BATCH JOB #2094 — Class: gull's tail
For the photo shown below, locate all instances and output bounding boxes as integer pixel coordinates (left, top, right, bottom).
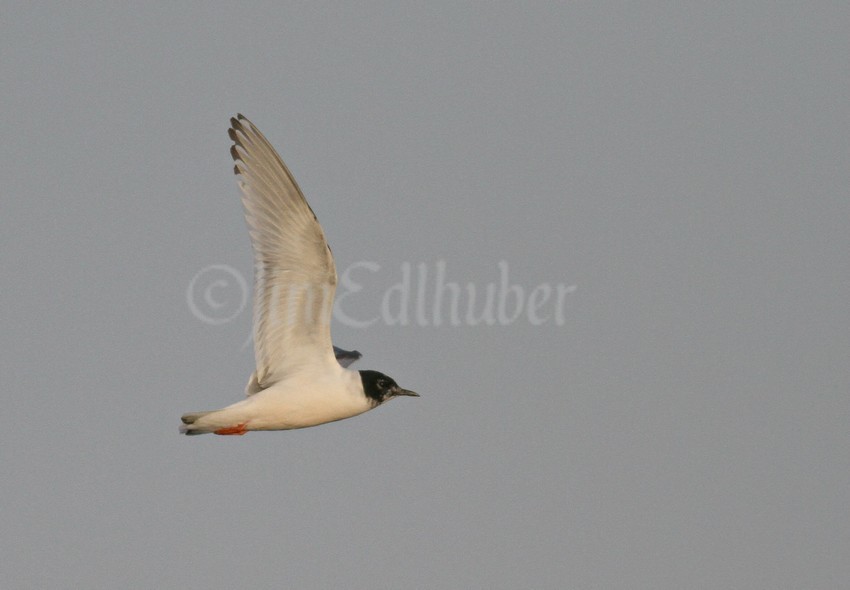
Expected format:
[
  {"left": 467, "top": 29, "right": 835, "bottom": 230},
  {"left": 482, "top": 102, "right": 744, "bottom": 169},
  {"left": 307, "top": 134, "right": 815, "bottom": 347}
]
[
  {"left": 181, "top": 400, "right": 254, "bottom": 436},
  {"left": 179, "top": 411, "right": 216, "bottom": 435}
]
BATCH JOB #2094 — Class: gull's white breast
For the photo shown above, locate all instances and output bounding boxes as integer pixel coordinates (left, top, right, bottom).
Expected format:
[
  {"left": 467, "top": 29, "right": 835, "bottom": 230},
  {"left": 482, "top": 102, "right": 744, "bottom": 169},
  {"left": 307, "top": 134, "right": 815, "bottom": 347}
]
[{"left": 232, "top": 367, "right": 373, "bottom": 430}]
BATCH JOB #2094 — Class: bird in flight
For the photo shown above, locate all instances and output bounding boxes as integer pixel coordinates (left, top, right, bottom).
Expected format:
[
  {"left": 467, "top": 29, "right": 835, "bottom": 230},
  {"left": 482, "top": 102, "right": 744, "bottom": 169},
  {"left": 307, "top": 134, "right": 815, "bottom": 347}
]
[{"left": 180, "top": 115, "right": 418, "bottom": 436}]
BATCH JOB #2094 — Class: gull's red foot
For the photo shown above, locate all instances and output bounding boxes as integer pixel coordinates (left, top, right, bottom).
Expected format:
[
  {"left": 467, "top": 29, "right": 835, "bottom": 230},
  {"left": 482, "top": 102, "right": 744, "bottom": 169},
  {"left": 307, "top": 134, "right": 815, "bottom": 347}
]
[{"left": 214, "top": 422, "right": 249, "bottom": 436}]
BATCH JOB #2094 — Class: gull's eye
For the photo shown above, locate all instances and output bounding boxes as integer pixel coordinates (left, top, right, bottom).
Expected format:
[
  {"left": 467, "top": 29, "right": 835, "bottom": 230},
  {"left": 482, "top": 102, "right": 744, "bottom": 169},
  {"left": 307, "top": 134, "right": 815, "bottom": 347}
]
[{"left": 377, "top": 379, "right": 387, "bottom": 389}]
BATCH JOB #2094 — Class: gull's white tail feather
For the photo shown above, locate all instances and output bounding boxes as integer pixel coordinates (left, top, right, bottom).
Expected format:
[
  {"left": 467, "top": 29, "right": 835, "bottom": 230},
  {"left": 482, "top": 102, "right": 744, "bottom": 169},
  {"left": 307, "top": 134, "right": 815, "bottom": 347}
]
[
  {"left": 180, "top": 405, "right": 253, "bottom": 435},
  {"left": 179, "top": 411, "right": 219, "bottom": 435}
]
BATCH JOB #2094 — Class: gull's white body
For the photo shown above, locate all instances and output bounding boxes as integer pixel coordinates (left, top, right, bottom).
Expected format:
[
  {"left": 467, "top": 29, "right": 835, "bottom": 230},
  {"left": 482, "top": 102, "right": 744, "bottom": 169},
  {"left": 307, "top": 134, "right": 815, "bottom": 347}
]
[{"left": 184, "top": 364, "right": 373, "bottom": 433}]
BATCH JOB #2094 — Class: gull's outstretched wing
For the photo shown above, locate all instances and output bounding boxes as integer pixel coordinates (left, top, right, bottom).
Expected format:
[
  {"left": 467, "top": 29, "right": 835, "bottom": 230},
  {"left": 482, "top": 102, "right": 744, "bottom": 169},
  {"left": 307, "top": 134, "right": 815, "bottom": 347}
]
[{"left": 229, "top": 114, "right": 337, "bottom": 387}]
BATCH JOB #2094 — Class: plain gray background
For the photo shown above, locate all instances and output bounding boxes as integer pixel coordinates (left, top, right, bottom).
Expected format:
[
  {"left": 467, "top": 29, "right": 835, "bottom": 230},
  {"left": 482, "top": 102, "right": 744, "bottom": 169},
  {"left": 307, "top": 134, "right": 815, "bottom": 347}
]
[{"left": 2, "top": 2, "right": 849, "bottom": 588}]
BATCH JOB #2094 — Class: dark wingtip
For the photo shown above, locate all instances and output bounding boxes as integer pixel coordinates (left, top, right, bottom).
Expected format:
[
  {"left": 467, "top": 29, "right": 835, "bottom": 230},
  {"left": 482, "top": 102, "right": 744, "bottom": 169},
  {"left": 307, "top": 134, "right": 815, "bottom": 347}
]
[{"left": 229, "top": 144, "right": 240, "bottom": 161}]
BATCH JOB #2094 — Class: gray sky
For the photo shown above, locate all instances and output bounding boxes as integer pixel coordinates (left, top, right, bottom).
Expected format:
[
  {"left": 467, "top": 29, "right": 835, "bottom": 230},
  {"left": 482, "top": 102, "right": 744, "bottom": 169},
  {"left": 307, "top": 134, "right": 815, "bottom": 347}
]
[{"left": 2, "top": 3, "right": 849, "bottom": 588}]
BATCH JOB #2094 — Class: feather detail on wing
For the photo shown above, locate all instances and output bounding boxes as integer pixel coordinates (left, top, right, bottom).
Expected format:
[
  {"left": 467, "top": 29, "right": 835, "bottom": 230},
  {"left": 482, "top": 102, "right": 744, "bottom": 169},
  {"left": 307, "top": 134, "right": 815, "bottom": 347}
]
[{"left": 229, "top": 114, "right": 337, "bottom": 387}]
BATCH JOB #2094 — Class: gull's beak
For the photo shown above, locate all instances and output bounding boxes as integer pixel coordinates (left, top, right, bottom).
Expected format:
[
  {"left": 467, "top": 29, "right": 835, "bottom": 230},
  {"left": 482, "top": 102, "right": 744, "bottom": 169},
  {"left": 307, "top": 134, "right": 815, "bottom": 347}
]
[{"left": 394, "top": 387, "right": 419, "bottom": 397}]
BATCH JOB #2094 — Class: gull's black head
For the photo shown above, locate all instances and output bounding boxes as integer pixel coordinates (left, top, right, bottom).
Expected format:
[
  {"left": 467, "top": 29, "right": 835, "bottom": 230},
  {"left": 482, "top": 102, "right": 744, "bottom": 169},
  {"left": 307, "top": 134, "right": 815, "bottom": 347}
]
[{"left": 359, "top": 370, "right": 419, "bottom": 405}]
